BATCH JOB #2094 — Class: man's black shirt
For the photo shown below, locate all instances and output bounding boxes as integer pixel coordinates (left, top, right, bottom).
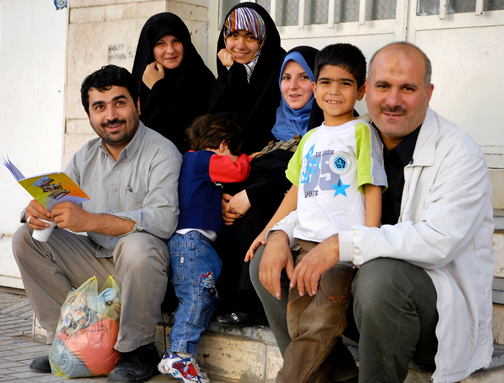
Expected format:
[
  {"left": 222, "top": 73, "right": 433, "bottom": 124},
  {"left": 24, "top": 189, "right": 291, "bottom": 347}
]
[{"left": 377, "top": 124, "right": 421, "bottom": 225}]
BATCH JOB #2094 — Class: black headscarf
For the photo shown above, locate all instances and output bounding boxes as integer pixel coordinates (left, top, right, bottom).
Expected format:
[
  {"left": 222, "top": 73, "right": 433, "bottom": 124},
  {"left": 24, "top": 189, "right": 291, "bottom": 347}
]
[
  {"left": 207, "top": 2, "right": 285, "bottom": 154},
  {"left": 132, "top": 12, "right": 215, "bottom": 153}
]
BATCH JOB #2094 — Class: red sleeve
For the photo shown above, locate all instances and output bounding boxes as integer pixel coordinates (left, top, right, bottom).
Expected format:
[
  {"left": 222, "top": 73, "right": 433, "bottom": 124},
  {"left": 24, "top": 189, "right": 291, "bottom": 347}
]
[{"left": 209, "top": 153, "right": 251, "bottom": 183}]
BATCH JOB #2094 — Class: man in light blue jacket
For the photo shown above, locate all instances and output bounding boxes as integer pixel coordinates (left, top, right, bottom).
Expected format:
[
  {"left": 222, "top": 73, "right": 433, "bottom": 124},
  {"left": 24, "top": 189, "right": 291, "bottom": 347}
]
[{"left": 13, "top": 65, "right": 182, "bottom": 383}]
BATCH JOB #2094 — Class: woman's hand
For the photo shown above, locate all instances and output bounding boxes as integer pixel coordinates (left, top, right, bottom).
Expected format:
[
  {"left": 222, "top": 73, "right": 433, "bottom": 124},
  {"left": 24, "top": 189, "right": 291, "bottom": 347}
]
[
  {"left": 142, "top": 62, "right": 165, "bottom": 89},
  {"left": 222, "top": 193, "right": 240, "bottom": 226},
  {"left": 218, "top": 48, "right": 235, "bottom": 67},
  {"left": 226, "top": 190, "right": 251, "bottom": 217}
]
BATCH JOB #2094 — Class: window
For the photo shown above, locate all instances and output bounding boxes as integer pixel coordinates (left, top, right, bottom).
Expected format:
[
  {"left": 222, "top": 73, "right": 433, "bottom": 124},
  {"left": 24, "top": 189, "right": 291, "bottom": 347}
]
[
  {"left": 219, "top": 0, "right": 397, "bottom": 27},
  {"left": 417, "top": 0, "right": 504, "bottom": 16}
]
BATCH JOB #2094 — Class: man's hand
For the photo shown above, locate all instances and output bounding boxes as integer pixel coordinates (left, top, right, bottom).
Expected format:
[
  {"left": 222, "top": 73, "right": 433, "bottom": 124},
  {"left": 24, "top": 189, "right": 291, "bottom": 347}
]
[
  {"left": 218, "top": 48, "right": 235, "bottom": 67},
  {"left": 222, "top": 193, "right": 241, "bottom": 226},
  {"left": 259, "top": 231, "right": 294, "bottom": 300},
  {"left": 51, "top": 202, "right": 92, "bottom": 233},
  {"left": 25, "top": 200, "right": 53, "bottom": 230},
  {"left": 142, "top": 62, "right": 165, "bottom": 89},
  {"left": 226, "top": 189, "right": 251, "bottom": 218},
  {"left": 245, "top": 231, "right": 266, "bottom": 262},
  {"left": 290, "top": 234, "right": 340, "bottom": 297}
]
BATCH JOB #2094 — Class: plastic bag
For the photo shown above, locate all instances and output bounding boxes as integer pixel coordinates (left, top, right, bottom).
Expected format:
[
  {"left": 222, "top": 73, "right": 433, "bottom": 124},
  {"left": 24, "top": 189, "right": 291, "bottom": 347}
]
[{"left": 49, "top": 275, "right": 122, "bottom": 378}]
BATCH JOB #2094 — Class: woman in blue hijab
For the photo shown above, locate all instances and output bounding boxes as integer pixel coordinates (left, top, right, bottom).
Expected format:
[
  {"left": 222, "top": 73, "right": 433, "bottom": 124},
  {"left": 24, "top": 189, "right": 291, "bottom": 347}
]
[
  {"left": 215, "top": 46, "right": 322, "bottom": 326},
  {"left": 271, "top": 47, "right": 318, "bottom": 141}
]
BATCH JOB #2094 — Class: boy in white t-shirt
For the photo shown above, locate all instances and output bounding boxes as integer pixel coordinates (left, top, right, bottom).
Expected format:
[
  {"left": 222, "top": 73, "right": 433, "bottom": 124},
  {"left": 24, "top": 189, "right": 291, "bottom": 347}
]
[{"left": 275, "top": 44, "right": 387, "bottom": 383}]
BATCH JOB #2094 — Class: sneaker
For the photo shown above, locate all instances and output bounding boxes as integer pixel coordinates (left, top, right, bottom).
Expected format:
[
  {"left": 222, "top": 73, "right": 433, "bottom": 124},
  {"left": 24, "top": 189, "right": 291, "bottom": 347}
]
[
  {"left": 108, "top": 342, "right": 160, "bottom": 382},
  {"left": 158, "top": 352, "right": 209, "bottom": 383}
]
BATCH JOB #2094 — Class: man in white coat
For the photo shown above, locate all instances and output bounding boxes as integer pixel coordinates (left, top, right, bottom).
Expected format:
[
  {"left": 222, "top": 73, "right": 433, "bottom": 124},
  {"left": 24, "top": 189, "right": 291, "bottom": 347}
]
[{"left": 251, "top": 42, "right": 495, "bottom": 383}]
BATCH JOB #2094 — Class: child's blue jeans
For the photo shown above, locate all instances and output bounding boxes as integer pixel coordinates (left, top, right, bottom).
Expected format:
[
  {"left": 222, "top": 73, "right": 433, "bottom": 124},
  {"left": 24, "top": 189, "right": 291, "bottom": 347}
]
[{"left": 167, "top": 231, "right": 221, "bottom": 356}]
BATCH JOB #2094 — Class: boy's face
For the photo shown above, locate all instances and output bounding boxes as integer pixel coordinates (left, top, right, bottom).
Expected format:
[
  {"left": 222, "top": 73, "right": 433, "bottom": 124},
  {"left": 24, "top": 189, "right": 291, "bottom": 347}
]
[
  {"left": 220, "top": 145, "right": 239, "bottom": 162},
  {"left": 312, "top": 65, "right": 365, "bottom": 126},
  {"left": 208, "top": 142, "right": 239, "bottom": 162}
]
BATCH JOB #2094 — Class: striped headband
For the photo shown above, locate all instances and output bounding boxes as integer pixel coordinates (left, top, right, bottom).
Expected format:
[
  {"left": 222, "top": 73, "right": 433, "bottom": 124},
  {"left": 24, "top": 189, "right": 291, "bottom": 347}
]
[{"left": 223, "top": 7, "right": 267, "bottom": 52}]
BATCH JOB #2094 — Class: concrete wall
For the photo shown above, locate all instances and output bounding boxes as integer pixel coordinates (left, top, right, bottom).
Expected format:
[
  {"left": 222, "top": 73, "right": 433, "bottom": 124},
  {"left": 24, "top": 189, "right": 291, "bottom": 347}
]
[
  {"left": 0, "top": 0, "right": 68, "bottom": 288},
  {"left": 0, "top": 0, "right": 209, "bottom": 289},
  {"left": 1, "top": 1, "right": 502, "bottom": 289},
  {"left": 64, "top": 0, "right": 209, "bottom": 166}
]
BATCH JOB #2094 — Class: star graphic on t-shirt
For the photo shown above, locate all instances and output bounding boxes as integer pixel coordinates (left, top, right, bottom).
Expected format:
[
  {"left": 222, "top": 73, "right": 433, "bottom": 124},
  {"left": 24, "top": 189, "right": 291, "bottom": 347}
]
[{"left": 331, "top": 180, "right": 350, "bottom": 197}]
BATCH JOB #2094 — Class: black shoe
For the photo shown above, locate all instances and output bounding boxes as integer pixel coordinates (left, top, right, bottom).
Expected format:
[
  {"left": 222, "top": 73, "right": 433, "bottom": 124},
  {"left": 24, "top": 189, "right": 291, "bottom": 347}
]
[
  {"left": 216, "top": 307, "right": 267, "bottom": 327},
  {"left": 333, "top": 376, "right": 358, "bottom": 383},
  {"left": 30, "top": 355, "right": 51, "bottom": 373},
  {"left": 108, "top": 342, "right": 160, "bottom": 382}
]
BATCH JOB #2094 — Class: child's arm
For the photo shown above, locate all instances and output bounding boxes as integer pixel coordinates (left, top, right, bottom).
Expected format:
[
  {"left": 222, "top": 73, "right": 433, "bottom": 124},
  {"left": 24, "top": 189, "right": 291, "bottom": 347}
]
[
  {"left": 364, "top": 183, "right": 382, "bottom": 228},
  {"left": 209, "top": 153, "right": 251, "bottom": 183},
  {"left": 245, "top": 184, "right": 298, "bottom": 261}
]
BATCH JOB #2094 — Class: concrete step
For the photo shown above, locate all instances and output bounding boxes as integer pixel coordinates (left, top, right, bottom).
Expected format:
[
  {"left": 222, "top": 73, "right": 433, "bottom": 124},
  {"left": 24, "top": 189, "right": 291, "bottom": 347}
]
[
  {"left": 31, "top": 211, "right": 504, "bottom": 382},
  {"left": 155, "top": 317, "right": 504, "bottom": 383},
  {"left": 493, "top": 210, "right": 504, "bottom": 278}
]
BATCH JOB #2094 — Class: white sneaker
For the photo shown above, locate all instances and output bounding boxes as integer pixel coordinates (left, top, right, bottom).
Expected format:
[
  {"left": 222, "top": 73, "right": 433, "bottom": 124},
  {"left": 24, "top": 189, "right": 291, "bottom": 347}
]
[{"left": 158, "top": 352, "right": 210, "bottom": 383}]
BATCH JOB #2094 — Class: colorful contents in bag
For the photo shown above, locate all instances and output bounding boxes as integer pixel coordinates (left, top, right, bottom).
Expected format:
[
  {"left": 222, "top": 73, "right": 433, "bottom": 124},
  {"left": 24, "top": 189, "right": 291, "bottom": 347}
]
[{"left": 49, "top": 276, "right": 122, "bottom": 378}]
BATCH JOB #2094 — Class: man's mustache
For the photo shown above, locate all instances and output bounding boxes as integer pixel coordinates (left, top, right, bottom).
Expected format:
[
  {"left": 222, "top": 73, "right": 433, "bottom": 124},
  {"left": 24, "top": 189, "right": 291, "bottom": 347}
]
[
  {"left": 380, "top": 106, "right": 406, "bottom": 115},
  {"left": 102, "top": 119, "right": 126, "bottom": 128}
]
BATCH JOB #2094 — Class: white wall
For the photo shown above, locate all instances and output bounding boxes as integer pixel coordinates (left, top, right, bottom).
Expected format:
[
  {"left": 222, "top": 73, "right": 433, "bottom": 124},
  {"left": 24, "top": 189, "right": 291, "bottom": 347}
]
[
  {"left": 0, "top": 0, "right": 68, "bottom": 288},
  {"left": 418, "top": 26, "right": 504, "bottom": 155}
]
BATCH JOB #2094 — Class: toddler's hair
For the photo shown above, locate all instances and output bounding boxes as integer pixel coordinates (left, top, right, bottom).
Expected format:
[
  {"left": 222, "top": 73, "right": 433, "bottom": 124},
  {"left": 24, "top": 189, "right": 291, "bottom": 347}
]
[{"left": 186, "top": 114, "right": 243, "bottom": 155}]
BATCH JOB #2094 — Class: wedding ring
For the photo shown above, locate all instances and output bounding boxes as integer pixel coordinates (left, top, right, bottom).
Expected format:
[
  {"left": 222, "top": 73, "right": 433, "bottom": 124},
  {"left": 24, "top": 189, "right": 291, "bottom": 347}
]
[
  {"left": 235, "top": 212, "right": 242, "bottom": 217},
  {"left": 27, "top": 216, "right": 32, "bottom": 224}
]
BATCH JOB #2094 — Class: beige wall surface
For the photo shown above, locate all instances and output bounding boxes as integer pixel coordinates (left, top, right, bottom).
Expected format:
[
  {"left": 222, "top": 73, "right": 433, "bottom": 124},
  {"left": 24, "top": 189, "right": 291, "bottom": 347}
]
[
  {"left": 0, "top": 0, "right": 68, "bottom": 289},
  {"left": 64, "top": 0, "right": 209, "bottom": 165},
  {"left": 2, "top": 1, "right": 503, "bottom": 291}
]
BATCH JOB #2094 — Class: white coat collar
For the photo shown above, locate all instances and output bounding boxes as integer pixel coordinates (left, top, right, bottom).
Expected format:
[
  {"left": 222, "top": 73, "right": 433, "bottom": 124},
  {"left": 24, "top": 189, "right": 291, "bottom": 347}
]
[{"left": 410, "top": 108, "right": 437, "bottom": 167}]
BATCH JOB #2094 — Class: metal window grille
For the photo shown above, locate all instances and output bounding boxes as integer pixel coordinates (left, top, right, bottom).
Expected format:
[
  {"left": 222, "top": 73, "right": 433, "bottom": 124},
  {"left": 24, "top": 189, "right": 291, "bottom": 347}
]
[
  {"left": 219, "top": 0, "right": 397, "bottom": 28},
  {"left": 417, "top": 0, "right": 504, "bottom": 16}
]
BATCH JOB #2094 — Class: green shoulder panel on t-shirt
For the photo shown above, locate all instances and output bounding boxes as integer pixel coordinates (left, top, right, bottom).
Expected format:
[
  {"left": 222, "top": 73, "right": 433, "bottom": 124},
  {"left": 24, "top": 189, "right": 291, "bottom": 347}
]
[
  {"left": 286, "top": 128, "right": 318, "bottom": 187},
  {"left": 355, "top": 122, "right": 374, "bottom": 193}
]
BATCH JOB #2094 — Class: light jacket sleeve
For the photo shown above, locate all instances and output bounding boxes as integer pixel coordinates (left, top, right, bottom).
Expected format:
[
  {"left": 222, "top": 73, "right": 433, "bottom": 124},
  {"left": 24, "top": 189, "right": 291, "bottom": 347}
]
[{"left": 266, "top": 209, "right": 299, "bottom": 249}]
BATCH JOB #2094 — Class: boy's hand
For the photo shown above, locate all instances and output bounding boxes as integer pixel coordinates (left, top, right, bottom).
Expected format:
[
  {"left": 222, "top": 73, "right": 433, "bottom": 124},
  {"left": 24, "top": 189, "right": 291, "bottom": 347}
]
[
  {"left": 290, "top": 234, "right": 340, "bottom": 297},
  {"left": 249, "top": 151, "right": 262, "bottom": 159},
  {"left": 25, "top": 200, "right": 52, "bottom": 230},
  {"left": 245, "top": 232, "right": 266, "bottom": 262},
  {"left": 259, "top": 231, "right": 294, "bottom": 300},
  {"left": 143, "top": 62, "right": 165, "bottom": 89},
  {"left": 218, "top": 48, "right": 235, "bottom": 67}
]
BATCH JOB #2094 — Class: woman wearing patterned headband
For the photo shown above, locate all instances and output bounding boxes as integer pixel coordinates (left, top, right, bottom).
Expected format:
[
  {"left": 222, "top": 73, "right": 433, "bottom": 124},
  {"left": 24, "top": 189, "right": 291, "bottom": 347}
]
[
  {"left": 132, "top": 13, "right": 215, "bottom": 153},
  {"left": 208, "top": 2, "right": 285, "bottom": 154}
]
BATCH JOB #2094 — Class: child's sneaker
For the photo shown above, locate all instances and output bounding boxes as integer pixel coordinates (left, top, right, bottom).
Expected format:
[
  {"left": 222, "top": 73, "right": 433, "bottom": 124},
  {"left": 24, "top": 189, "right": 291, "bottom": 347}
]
[{"left": 158, "top": 352, "right": 210, "bottom": 383}]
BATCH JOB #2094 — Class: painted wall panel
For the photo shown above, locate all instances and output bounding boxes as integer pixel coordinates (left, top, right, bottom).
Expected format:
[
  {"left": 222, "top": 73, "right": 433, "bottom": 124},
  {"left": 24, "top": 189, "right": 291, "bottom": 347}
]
[
  {"left": 417, "top": 26, "right": 504, "bottom": 152},
  {"left": 0, "top": 0, "right": 68, "bottom": 288}
]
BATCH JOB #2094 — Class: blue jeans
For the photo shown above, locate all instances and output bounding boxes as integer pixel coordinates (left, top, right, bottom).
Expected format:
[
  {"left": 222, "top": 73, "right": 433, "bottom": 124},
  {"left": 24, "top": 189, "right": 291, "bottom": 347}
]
[{"left": 168, "top": 231, "right": 221, "bottom": 356}]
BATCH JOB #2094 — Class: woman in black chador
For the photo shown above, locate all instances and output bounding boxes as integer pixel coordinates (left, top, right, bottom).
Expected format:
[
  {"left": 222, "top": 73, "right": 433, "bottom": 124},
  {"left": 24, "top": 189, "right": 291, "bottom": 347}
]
[
  {"left": 214, "top": 45, "right": 324, "bottom": 327},
  {"left": 132, "top": 12, "right": 215, "bottom": 153},
  {"left": 207, "top": 2, "right": 285, "bottom": 154}
]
